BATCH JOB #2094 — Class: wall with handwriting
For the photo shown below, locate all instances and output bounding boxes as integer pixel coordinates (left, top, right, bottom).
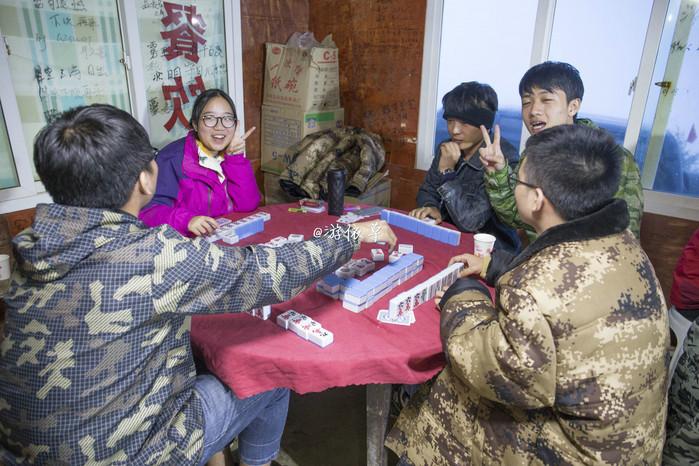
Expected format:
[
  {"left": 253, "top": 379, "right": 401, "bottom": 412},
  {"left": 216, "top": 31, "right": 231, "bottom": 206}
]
[{"left": 0, "top": 0, "right": 129, "bottom": 175}]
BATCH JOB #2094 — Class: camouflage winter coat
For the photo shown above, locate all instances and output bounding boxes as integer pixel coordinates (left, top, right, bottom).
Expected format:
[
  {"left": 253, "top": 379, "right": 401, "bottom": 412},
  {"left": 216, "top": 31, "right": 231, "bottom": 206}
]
[
  {"left": 484, "top": 119, "right": 644, "bottom": 240},
  {"left": 279, "top": 127, "right": 385, "bottom": 199},
  {"left": 0, "top": 204, "right": 358, "bottom": 465},
  {"left": 386, "top": 199, "right": 669, "bottom": 465}
]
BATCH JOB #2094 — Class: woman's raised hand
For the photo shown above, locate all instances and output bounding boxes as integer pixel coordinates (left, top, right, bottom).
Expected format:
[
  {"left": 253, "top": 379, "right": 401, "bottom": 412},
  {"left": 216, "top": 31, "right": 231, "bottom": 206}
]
[{"left": 226, "top": 126, "right": 256, "bottom": 155}]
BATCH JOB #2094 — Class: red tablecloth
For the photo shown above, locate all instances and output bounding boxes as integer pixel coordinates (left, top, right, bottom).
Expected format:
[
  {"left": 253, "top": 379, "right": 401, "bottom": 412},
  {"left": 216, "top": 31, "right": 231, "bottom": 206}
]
[{"left": 190, "top": 203, "right": 473, "bottom": 397}]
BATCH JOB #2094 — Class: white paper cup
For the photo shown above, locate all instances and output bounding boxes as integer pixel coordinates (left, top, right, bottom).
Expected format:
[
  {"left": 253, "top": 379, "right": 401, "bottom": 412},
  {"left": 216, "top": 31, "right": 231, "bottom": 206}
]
[
  {"left": 473, "top": 233, "right": 496, "bottom": 257},
  {"left": 0, "top": 254, "right": 10, "bottom": 280}
]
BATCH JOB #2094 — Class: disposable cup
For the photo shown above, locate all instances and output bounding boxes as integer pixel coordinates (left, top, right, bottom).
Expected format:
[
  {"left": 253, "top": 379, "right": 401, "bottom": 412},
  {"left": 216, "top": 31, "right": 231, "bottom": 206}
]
[{"left": 473, "top": 234, "right": 496, "bottom": 257}]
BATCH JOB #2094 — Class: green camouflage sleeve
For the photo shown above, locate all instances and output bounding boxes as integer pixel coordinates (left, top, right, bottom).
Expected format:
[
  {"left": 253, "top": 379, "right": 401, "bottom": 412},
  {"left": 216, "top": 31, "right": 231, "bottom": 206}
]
[
  {"left": 150, "top": 226, "right": 359, "bottom": 315},
  {"left": 615, "top": 146, "right": 644, "bottom": 238},
  {"left": 484, "top": 164, "right": 532, "bottom": 234},
  {"left": 442, "top": 286, "right": 556, "bottom": 408}
]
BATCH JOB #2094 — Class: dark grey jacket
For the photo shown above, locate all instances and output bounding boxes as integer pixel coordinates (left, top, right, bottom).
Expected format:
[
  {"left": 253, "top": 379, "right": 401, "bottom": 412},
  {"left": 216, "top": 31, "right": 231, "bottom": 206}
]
[{"left": 416, "top": 137, "right": 520, "bottom": 253}]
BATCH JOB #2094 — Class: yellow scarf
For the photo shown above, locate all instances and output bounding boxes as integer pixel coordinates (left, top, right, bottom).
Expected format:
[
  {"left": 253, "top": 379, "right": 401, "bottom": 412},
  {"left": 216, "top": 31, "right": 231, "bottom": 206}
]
[{"left": 195, "top": 139, "right": 225, "bottom": 183}]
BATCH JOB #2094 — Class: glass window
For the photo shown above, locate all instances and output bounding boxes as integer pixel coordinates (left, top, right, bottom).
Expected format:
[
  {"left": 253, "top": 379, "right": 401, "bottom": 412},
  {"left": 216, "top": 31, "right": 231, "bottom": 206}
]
[
  {"left": 548, "top": 0, "right": 654, "bottom": 145},
  {"left": 136, "top": 1, "right": 228, "bottom": 148},
  {"left": 0, "top": 103, "right": 19, "bottom": 190},
  {"left": 635, "top": 0, "right": 699, "bottom": 197},
  {"left": 0, "top": 0, "right": 131, "bottom": 178},
  {"left": 435, "top": 0, "right": 538, "bottom": 153}
]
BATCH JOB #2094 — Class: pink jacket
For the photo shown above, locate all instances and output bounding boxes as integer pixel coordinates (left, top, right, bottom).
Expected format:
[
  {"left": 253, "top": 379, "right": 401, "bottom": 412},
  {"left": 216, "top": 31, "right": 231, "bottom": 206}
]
[{"left": 140, "top": 131, "right": 261, "bottom": 236}]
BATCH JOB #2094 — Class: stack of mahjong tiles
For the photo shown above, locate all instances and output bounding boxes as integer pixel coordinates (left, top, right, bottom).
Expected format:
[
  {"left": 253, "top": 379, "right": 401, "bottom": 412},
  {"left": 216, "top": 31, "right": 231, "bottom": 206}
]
[
  {"left": 380, "top": 209, "right": 460, "bottom": 246},
  {"left": 334, "top": 257, "right": 375, "bottom": 279},
  {"left": 205, "top": 212, "right": 271, "bottom": 244},
  {"left": 378, "top": 262, "right": 464, "bottom": 326},
  {"left": 317, "top": 253, "right": 424, "bottom": 313},
  {"left": 276, "top": 310, "right": 333, "bottom": 348}
]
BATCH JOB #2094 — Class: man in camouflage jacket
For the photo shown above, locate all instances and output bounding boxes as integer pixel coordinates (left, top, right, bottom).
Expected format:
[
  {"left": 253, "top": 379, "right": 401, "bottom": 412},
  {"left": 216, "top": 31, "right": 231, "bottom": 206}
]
[
  {"left": 386, "top": 125, "right": 668, "bottom": 465},
  {"left": 0, "top": 105, "right": 395, "bottom": 465},
  {"left": 481, "top": 62, "right": 643, "bottom": 241}
]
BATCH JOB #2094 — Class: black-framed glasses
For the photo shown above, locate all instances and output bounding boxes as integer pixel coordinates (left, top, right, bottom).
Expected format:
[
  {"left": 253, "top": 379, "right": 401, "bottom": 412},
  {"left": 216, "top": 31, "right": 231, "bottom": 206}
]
[
  {"left": 508, "top": 172, "right": 539, "bottom": 190},
  {"left": 201, "top": 115, "right": 237, "bottom": 128},
  {"left": 151, "top": 146, "right": 160, "bottom": 161}
]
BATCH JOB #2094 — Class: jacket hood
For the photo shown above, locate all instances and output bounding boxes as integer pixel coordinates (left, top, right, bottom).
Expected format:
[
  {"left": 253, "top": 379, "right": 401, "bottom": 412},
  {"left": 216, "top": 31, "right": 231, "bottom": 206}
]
[{"left": 12, "top": 203, "right": 144, "bottom": 282}]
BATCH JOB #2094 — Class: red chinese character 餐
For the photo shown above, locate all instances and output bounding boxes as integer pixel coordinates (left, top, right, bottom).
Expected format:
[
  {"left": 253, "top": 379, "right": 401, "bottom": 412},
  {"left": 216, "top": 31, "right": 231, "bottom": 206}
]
[{"left": 160, "top": 1, "right": 207, "bottom": 63}]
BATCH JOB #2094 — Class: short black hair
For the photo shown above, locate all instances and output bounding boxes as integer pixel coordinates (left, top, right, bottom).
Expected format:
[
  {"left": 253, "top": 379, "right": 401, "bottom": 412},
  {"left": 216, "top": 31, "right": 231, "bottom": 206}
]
[
  {"left": 522, "top": 124, "right": 620, "bottom": 221},
  {"left": 519, "top": 61, "right": 584, "bottom": 103},
  {"left": 189, "top": 88, "right": 238, "bottom": 129},
  {"left": 443, "top": 81, "right": 498, "bottom": 114},
  {"left": 34, "top": 104, "right": 153, "bottom": 209}
]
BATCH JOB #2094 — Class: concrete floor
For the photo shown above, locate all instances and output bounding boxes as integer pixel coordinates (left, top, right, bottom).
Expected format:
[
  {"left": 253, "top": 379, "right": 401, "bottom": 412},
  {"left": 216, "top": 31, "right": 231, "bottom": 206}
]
[{"left": 278, "top": 386, "right": 399, "bottom": 466}]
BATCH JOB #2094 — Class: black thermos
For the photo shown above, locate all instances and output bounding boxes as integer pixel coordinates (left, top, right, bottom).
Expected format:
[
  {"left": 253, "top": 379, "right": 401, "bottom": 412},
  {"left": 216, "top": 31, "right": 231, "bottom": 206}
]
[{"left": 327, "top": 168, "right": 346, "bottom": 216}]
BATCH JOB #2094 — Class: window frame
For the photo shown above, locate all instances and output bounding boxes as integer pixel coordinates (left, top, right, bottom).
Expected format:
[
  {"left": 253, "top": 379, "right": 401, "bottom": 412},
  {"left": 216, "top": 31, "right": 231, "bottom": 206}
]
[
  {"left": 0, "top": 0, "right": 245, "bottom": 214},
  {"left": 417, "top": 0, "right": 699, "bottom": 221}
]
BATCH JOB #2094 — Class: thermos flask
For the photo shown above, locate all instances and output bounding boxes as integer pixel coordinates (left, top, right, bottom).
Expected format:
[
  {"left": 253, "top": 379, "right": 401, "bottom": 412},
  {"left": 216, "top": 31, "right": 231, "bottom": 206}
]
[{"left": 327, "top": 168, "right": 346, "bottom": 216}]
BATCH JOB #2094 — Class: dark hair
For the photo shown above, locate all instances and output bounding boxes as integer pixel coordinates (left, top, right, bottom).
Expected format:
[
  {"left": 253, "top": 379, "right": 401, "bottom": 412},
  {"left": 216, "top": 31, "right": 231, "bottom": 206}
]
[
  {"left": 519, "top": 61, "right": 584, "bottom": 103},
  {"left": 443, "top": 81, "right": 498, "bottom": 114},
  {"left": 34, "top": 104, "right": 153, "bottom": 209},
  {"left": 522, "top": 124, "right": 620, "bottom": 221},
  {"left": 189, "top": 88, "right": 238, "bottom": 129}
]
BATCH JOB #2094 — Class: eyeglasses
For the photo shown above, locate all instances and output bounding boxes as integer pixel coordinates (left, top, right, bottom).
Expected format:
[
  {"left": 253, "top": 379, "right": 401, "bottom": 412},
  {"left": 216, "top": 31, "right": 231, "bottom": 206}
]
[
  {"left": 508, "top": 172, "right": 539, "bottom": 190},
  {"left": 201, "top": 115, "right": 237, "bottom": 128},
  {"left": 151, "top": 146, "right": 160, "bottom": 161}
]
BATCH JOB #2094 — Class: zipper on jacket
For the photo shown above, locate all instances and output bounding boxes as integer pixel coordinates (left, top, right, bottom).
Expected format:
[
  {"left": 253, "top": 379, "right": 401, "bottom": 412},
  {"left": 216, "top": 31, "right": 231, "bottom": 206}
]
[{"left": 225, "top": 180, "right": 234, "bottom": 212}]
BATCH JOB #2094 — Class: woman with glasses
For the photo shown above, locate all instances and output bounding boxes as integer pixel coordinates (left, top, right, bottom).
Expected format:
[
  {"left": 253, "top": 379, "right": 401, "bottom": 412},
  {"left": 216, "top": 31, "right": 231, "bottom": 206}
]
[{"left": 140, "top": 88, "right": 261, "bottom": 237}]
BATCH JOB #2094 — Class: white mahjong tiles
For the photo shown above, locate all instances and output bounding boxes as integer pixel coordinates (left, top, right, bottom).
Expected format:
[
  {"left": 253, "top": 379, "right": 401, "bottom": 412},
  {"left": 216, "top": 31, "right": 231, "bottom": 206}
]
[
  {"left": 317, "top": 252, "right": 424, "bottom": 313},
  {"left": 244, "top": 305, "right": 271, "bottom": 320},
  {"left": 276, "top": 310, "right": 334, "bottom": 348},
  {"left": 205, "top": 211, "right": 271, "bottom": 244},
  {"left": 378, "top": 262, "right": 464, "bottom": 326}
]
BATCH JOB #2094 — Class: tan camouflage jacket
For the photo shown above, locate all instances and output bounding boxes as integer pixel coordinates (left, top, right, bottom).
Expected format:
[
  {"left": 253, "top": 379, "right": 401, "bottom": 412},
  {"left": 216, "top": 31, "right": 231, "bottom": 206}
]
[
  {"left": 386, "top": 199, "right": 669, "bottom": 465},
  {"left": 0, "top": 204, "right": 358, "bottom": 465},
  {"left": 484, "top": 119, "right": 644, "bottom": 241}
]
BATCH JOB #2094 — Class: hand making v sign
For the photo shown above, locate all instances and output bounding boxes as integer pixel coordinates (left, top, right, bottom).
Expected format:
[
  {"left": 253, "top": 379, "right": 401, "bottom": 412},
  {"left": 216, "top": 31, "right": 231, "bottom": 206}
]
[
  {"left": 478, "top": 124, "right": 506, "bottom": 173},
  {"left": 226, "top": 126, "right": 257, "bottom": 156}
]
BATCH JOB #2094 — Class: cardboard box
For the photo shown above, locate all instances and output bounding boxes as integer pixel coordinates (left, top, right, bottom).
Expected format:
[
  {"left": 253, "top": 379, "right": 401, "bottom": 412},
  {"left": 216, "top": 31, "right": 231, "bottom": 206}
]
[
  {"left": 264, "top": 172, "right": 391, "bottom": 208},
  {"left": 263, "top": 42, "right": 340, "bottom": 111},
  {"left": 261, "top": 105, "right": 344, "bottom": 174}
]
